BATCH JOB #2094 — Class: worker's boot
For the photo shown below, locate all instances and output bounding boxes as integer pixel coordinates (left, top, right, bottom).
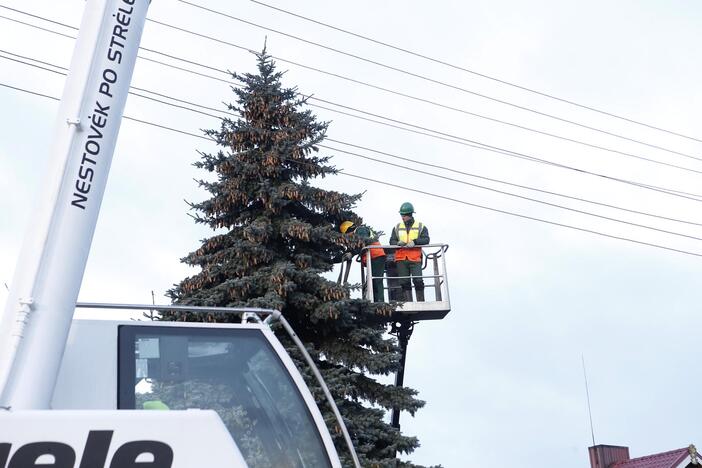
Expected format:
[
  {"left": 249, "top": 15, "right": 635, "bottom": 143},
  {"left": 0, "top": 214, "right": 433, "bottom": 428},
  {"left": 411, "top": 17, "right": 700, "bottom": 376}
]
[
  {"left": 403, "top": 289, "right": 413, "bottom": 302},
  {"left": 415, "top": 288, "right": 425, "bottom": 302}
]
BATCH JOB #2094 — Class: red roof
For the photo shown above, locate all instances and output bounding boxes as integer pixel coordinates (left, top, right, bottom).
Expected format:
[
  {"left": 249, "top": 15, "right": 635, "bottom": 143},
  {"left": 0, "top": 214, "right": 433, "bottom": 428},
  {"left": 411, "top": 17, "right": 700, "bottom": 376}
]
[{"left": 611, "top": 447, "right": 689, "bottom": 468}]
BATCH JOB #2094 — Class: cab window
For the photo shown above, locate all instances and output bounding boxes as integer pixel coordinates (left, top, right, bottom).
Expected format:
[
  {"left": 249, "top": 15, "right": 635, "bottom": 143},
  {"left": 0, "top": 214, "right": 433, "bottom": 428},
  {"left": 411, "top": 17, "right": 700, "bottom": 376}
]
[{"left": 118, "top": 325, "right": 331, "bottom": 468}]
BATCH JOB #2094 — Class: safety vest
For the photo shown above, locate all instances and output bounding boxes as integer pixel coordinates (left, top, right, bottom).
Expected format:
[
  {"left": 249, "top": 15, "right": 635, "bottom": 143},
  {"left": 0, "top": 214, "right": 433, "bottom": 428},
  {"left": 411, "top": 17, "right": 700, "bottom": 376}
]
[
  {"left": 356, "top": 226, "right": 385, "bottom": 265},
  {"left": 361, "top": 241, "right": 385, "bottom": 266},
  {"left": 395, "top": 220, "right": 423, "bottom": 262}
]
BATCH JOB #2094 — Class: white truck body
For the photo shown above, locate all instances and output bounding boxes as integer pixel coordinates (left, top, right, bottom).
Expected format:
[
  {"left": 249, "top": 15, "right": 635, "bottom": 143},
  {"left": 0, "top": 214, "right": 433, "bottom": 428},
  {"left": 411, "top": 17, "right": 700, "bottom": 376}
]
[{"left": 1, "top": 410, "right": 248, "bottom": 468}]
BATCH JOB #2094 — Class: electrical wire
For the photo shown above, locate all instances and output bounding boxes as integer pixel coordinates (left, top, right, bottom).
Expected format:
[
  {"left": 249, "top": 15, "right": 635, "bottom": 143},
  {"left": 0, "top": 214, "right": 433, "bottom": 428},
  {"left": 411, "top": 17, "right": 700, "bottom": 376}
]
[
  {"left": 321, "top": 144, "right": 702, "bottom": 243},
  {"left": 224, "top": 51, "right": 702, "bottom": 164},
  {"left": 308, "top": 100, "right": 702, "bottom": 201},
  {"left": 0, "top": 13, "right": 75, "bottom": 39},
  {"left": 0, "top": 52, "right": 226, "bottom": 120},
  {"left": 174, "top": 0, "right": 702, "bottom": 156},
  {"left": 3, "top": 5, "right": 699, "bottom": 166},
  {"left": 125, "top": 51, "right": 702, "bottom": 201},
  {"left": 129, "top": 42, "right": 702, "bottom": 202},
  {"left": 4, "top": 12, "right": 702, "bottom": 188},
  {"left": 5, "top": 46, "right": 702, "bottom": 214},
  {"left": 337, "top": 171, "right": 702, "bottom": 258},
  {"left": 8, "top": 48, "right": 702, "bottom": 232},
  {"left": 0, "top": 12, "right": 235, "bottom": 86},
  {"left": 3, "top": 80, "right": 702, "bottom": 259},
  {"left": 0, "top": 82, "right": 59, "bottom": 101},
  {"left": 323, "top": 138, "right": 702, "bottom": 227},
  {"left": 0, "top": 50, "right": 699, "bottom": 214},
  {"left": 303, "top": 97, "right": 702, "bottom": 176},
  {"left": 0, "top": 72, "right": 214, "bottom": 142},
  {"left": 147, "top": 11, "right": 702, "bottom": 170},
  {"left": 249, "top": 0, "right": 702, "bottom": 145},
  {"left": 0, "top": 4, "right": 74, "bottom": 30}
]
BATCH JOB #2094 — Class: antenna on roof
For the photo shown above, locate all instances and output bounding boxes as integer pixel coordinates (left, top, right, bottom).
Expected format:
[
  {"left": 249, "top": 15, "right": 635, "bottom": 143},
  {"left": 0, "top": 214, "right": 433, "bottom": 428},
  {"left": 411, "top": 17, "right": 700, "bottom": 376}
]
[
  {"left": 582, "top": 354, "right": 597, "bottom": 446},
  {"left": 143, "top": 290, "right": 157, "bottom": 321}
]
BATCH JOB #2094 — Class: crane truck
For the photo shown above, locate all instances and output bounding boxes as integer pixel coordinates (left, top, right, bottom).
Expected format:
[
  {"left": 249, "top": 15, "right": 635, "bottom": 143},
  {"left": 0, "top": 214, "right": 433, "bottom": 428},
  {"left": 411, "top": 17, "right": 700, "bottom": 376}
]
[{"left": 0, "top": 1, "right": 359, "bottom": 466}]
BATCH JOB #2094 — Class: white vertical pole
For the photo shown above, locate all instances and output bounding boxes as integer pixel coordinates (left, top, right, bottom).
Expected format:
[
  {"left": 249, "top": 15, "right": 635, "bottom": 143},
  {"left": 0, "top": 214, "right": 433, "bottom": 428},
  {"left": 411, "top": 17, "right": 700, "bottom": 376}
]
[
  {"left": 365, "top": 250, "right": 373, "bottom": 301},
  {"left": 0, "top": 0, "right": 151, "bottom": 409}
]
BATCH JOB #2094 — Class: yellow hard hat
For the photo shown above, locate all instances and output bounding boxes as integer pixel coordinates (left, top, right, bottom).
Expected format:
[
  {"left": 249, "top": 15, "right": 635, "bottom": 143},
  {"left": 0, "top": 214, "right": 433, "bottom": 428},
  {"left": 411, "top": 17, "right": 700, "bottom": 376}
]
[{"left": 340, "top": 221, "right": 356, "bottom": 234}]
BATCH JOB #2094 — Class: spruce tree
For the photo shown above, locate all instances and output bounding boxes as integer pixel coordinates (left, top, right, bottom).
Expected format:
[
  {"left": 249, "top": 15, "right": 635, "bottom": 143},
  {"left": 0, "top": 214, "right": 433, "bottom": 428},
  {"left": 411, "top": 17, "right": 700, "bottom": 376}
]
[{"left": 166, "top": 50, "right": 428, "bottom": 467}]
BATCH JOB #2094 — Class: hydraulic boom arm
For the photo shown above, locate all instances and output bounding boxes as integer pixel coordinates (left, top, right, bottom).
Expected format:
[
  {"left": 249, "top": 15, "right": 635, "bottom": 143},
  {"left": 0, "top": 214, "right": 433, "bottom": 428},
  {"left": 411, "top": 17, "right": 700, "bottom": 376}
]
[{"left": 0, "top": 0, "right": 151, "bottom": 409}]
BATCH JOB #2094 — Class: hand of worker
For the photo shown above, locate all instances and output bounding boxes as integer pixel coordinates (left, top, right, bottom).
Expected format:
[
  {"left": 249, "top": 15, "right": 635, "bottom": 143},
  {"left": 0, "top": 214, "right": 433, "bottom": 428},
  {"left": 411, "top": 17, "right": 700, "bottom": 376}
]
[
  {"left": 406, "top": 240, "right": 415, "bottom": 248},
  {"left": 397, "top": 241, "right": 407, "bottom": 247},
  {"left": 342, "top": 252, "right": 353, "bottom": 261}
]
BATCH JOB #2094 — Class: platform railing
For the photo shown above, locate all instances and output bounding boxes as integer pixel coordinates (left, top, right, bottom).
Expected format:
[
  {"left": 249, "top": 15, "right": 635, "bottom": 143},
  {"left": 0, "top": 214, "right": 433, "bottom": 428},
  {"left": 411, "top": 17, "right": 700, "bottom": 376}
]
[{"left": 359, "top": 243, "right": 450, "bottom": 316}]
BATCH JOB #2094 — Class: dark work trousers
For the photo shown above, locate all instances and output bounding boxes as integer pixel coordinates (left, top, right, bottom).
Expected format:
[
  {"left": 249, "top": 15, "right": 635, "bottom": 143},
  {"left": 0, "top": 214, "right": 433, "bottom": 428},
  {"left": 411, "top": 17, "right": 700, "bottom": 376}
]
[
  {"left": 369, "top": 256, "right": 386, "bottom": 302},
  {"left": 396, "top": 259, "right": 425, "bottom": 301},
  {"left": 385, "top": 259, "right": 403, "bottom": 301}
]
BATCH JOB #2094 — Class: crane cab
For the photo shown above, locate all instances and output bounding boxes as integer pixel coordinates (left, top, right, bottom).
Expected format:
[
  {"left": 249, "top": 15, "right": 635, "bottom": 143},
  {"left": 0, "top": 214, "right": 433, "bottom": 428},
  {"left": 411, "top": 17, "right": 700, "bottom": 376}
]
[
  {"left": 359, "top": 243, "right": 451, "bottom": 321},
  {"left": 51, "top": 310, "right": 342, "bottom": 468}
]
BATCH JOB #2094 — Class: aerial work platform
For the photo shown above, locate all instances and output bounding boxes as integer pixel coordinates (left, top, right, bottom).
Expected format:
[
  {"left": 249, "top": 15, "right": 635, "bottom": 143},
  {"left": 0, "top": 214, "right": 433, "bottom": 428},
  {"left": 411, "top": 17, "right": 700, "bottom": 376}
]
[{"left": 356, "top": 243, "right": 451, "bottom": 321}]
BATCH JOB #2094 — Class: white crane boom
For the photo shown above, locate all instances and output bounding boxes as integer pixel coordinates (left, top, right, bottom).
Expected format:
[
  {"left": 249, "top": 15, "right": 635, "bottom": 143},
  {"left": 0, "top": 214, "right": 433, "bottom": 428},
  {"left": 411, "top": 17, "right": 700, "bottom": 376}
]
[{"left": 0, "top": 0, "right": 150, "bottom": 409}]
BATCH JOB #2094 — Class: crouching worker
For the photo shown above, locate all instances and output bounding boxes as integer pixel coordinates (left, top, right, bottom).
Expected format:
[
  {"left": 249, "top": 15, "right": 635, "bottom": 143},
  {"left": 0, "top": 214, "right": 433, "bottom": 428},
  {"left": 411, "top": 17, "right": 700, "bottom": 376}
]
[
  {"left": 340, "top": 221, "right": 386, "bottom": 302},
  {"left": 389, "top": 202, "right": 429, "bottom": 302}
]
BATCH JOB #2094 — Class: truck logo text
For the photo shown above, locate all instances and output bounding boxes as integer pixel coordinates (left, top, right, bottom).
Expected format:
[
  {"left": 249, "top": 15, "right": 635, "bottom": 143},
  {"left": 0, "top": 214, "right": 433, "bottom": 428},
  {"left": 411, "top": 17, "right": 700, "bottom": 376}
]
[{"left": 0, "top": 430, "right": 173, "bottom": 468}]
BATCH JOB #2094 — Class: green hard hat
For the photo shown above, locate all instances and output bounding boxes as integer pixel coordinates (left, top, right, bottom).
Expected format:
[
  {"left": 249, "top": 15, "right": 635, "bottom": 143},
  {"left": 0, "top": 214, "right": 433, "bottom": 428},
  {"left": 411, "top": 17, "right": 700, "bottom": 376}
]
[
  {"left": 355, "top": 225, "right": 371, "bottom": 238},
  {"left": 399, "top": 202, "right": 414, "bottom": 215}
]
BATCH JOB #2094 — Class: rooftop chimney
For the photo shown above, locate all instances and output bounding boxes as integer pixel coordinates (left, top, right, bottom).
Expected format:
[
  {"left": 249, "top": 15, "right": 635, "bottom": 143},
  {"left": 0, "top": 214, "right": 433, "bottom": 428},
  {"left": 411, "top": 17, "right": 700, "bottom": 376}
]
[{"left": 589, "top": 445, "right": 630, "bottom": 468}]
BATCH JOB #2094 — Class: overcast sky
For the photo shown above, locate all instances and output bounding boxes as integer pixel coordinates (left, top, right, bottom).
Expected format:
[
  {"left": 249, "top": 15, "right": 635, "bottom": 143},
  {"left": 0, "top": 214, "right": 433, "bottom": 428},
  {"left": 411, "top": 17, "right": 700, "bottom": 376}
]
[{"left": 1, "top": 1, "right": 701, "bottom": 466}]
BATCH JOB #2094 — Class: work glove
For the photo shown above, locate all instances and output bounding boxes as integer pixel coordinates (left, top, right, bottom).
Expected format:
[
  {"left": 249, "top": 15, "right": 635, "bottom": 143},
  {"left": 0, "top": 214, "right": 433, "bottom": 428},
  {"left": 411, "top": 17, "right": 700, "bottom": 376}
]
[
  {"left": 406, "top": 240, "right": 415, "bottom": 248},
  {"left": 342, "top": 252, "right": 353, "bottom": 261},
  {"left": 397, "top": 241, "right": 407, "bottom": 247}
]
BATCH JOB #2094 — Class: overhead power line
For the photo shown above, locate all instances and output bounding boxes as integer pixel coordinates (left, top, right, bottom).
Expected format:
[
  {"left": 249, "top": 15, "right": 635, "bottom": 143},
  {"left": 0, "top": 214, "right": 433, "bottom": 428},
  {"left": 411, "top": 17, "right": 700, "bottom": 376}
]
[
  {"left": 3, "top": 9, "right": 702, "bottom": 176},
  {"left": 3, "top": 79, "right": 702, "bottom": 260},
  {"left": 0, "top": 12, "right": 75, "bottom": 38},
  {"left": 227, "top": 51, "right": 702, "bottom": 164},
  {"left": 321, "top": 144, "right": 702, "bottom": 243},
  {"left": 308, "top": 100, "right": 702, "bottom": 202},
  {"left": 4, "top": 45, "right": 702, "bottom": 209},
  {"left": 0, "top": 4, "right": 74, "bottom": 29},
  {"left": 3, "top": 3, "right": 701, "bottom": 150},
  {"left": 0, "top": 81, "right": 211, "bottom": 142},
  {"left": 7, "top": 49, "right": 702, "bottom": 233},
  {"left": 323, "top": 138, "right": 702, "bottom": 227},
  {"left": 338, "top": 171, "right": 702, "bottom": 258},
  {"left": 4, "top": 41, "right": 702, "bottom": 208},
  {"left": 0, "top": 14, "right": 237, "bottom": 86},
  {"left": 0, "top": 53, "right": 226, "bottom": 120},
  {"left": 0, "top": 81, "right": 58, "bottom": 101},
  {"left": 142, "top": 17, "right": 702, "bottom": 175},
  {"left": 126, "top": 52, "right": 702, "bottom": 202},
  {"left": 248, "top": 0, "right": 702, "bottom": 145},
  {"left": 140, "top": 17, "right": 702, "bottom": 174},
  {"left": 175, "top": 0, "right": 702, "bottom": 154},
  {"left": 304, "top": 97, "right": 702, "bottom": 175}
]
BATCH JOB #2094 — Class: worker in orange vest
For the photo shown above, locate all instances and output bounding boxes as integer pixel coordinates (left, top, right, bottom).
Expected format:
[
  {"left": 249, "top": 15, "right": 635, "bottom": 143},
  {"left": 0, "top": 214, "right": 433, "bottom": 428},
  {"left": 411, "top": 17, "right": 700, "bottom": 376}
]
[
  {"left": 389, "top": 202, "right": 429, "bottom": 301},
  {"left": 340, "top": 221, "right": 386, "bottom": 302}
]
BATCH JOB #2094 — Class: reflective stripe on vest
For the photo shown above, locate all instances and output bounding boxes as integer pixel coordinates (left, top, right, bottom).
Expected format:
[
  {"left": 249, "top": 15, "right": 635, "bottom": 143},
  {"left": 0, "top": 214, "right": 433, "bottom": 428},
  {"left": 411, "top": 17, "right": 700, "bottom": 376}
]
[
  {"left": 396, "top": 221, "right": 423, "bottom": 243},
  {"left": 395, "top": 220, "right": 423, "bottom": 262}
]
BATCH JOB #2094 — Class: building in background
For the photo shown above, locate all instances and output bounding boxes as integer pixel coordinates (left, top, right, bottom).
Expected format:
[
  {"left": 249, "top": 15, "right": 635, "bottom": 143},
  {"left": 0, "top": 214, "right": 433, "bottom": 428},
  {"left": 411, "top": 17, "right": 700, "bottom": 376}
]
[{"left": 589, "top": 444, "right": 699, "bottom": 468}]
